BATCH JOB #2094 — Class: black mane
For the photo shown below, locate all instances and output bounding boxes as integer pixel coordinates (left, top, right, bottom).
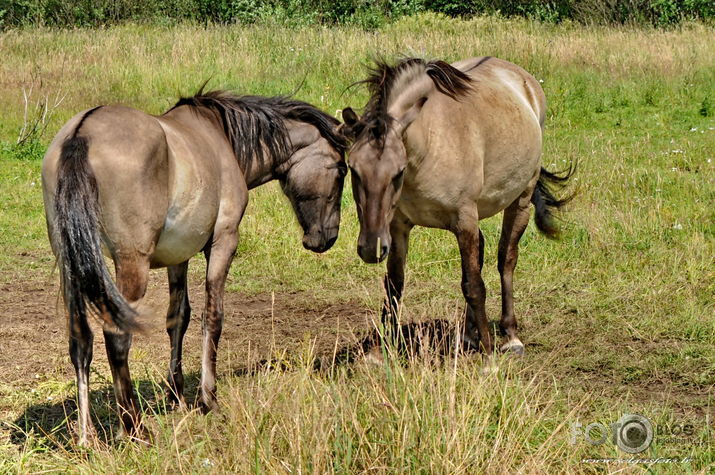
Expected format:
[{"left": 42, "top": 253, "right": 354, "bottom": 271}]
[
  {"left": 356, "top": 57, "right": 473, "bottom": 147},
  {"left": 170, "top": 90, "right": 346, "bottom": 176}
]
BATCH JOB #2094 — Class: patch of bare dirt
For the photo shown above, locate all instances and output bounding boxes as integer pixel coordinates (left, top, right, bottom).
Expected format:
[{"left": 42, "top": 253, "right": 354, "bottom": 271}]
[{"left": 0, "top": 268, "right": 374, "bottom": 412}]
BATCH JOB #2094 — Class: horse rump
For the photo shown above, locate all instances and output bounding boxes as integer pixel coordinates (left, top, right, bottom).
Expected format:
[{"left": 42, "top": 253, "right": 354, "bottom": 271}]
[{"left": 54, "top": 132, "right": 140, "bottom": 334}]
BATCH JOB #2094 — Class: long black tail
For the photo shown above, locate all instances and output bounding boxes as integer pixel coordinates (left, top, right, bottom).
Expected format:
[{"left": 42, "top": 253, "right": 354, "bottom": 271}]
[
  {"left": 531, "top": 165, "right": 576, "bottom": 239},
  {"left": 54, "top": 109, "right": 140, "bottom": 334}
]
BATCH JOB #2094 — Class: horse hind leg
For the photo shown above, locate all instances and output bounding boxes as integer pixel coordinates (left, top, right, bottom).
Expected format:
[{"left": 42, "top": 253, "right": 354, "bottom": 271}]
[
  {"left": 497, "top": 188, "right": 534, "bottom": 356},
  {"left": 69, "top": 309, "right": 96, "bottom": 445},
  {"left": 104, "top": 254, "right": 150, "bottom": 441},
  {"left": 166, "top": 261, "right": 190, "bottom": 409}
]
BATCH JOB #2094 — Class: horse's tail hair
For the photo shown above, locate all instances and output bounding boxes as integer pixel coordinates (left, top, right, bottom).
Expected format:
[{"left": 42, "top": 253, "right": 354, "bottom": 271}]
[
  {"left": 54, "top": 108, "right": 140, "bottom": 334},
  {"left": 531, "top": 165, "right": 576, "bottom": 239}
]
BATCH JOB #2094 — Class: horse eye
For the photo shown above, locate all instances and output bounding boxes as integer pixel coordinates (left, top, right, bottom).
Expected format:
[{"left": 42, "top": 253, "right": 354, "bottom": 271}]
[{"left": 337, "top": 163, "right": 348, "bottom": 178}]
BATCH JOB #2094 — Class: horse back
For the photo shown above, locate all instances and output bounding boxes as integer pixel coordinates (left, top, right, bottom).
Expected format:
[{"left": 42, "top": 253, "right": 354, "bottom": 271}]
[{"left": 456, "top": 57, "right": 546, "bottom": 127}]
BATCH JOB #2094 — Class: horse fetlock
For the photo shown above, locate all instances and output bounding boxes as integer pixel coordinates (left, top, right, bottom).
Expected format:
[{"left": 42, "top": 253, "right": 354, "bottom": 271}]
[
  {"left": 72, "top": 419, "right": 98, "bottom": 447},
  {"left": 362, "top": 345, "right": 385, "bottom": 366},
  {"left": 199, "top": 398, "right": 219, "bottom": 415},
  {"left": 199, "top": 386, "right": 219, "bottom": 414},
  {"left": 165, "top": 382, "right": 187, "bottom": 409}
]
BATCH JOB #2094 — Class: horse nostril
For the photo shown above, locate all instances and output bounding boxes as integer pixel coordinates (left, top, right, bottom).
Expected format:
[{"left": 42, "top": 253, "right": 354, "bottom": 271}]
[
  {"left": 379, "top": 244, "right": 389, "bottom": 262},
  {"left": 325, "top": 235, "right": 338, "bottom": 250}
]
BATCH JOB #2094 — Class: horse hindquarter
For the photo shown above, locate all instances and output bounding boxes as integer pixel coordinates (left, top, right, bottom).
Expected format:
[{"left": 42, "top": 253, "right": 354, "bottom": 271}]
[{"left": 42, "top": 106, "right": 171, "bottom": 442}]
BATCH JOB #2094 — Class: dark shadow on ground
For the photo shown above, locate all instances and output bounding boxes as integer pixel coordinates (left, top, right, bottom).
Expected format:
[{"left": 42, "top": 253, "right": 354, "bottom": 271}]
[
  {"left": 7, "top": 373, "right": 201, "bottom": 449},
  {"left": 8, "top": 319, "right": 494, "bottom": 449},
  {"left": 233, "top": 318, "right": 489, "bottom": 376}
]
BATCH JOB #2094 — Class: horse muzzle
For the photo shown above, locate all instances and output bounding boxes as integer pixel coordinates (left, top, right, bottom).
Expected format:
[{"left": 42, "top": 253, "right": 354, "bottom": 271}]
[
  {"left": 302, "top": 228, "right": 338, "bottom": 253},
  {"left": 357, "top": 231, "right": 390, "bottom": 264}
]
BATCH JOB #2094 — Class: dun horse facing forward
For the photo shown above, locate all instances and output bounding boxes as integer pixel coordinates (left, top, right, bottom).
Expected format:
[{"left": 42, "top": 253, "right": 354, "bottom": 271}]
[
  {"left": 341, "top": 57, "right": 572, "bottom": 363},
  {"left": 42, "top": 91, "right": 347, "bottom": 444}
]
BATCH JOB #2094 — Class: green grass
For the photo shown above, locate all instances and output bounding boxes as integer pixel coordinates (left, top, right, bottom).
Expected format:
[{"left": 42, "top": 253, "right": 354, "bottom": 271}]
[{"left": 0, "top": 14, "right": 713, "bottom": 473}]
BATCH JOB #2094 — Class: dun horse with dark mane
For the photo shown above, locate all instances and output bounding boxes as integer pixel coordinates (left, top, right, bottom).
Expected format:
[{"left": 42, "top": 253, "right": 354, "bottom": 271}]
[
  {"left": 42, "top": 91, "right": 347, "bottom": 444},
  {"left": 341, "top": 57, "right": 572, "bottom": 366}
]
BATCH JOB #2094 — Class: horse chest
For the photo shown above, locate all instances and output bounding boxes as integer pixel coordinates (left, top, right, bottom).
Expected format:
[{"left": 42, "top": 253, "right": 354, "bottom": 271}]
[{"left": 397, "top": 185, "right": 457, "bottom": 229}]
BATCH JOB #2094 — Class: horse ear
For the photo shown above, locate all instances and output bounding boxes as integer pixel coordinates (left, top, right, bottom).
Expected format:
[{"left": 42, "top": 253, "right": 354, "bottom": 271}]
[
  {"left": 342, "top": 107, "right": 359, "bottom": 127},
  {"left": 339, "top": 107, "right": 362, "bottom": 141}
]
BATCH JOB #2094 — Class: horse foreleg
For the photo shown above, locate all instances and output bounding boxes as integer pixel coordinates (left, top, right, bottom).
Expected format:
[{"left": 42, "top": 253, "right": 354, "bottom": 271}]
[
  {"left": 478, "top": 229, "right": 485, "bottom": 272},
  {"left": 497, "top": 188, "right": 533, "bottom": 356},
  {"left": 166, "top": 261, "right": 190, "bottom": 409},
  {"left": 106, "top": 256, "right": 149, "bottom": 441},
  {"left": 69, "top": 311, "right": 95, "bottom": 445},
  {"left": 455, "top": 220, "right": 494, "bottom": 367},
  {"left": 199, "top": 227, "right": 238, "bottom": 413},
  {"left": 381, "top": 214, "right": 413, "bottom": 333}
]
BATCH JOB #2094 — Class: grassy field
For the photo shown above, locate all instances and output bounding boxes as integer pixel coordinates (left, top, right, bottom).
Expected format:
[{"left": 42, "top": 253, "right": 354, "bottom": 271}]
[{"left": 0, "top": 14, "right": 713, "bottom": 472}]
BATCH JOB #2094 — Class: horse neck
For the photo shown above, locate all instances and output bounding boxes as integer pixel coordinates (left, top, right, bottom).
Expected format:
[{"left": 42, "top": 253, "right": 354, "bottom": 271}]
[
  {"left": 243, "top": 149, "right": 285, "bottom": 189},
  {"left": 243, "top": 120, "right": 316, "bottom": 189},
  {"left": 387, "top": 74, "right": 433, "bottom": 119}
]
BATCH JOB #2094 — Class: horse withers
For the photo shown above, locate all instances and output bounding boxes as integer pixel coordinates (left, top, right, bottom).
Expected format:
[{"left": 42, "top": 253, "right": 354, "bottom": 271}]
[
  {"left": 341, "top": 57, "right": 573, "bottom": 365},
  {"left": 42, "top": 91, "right": 347, "bottom": 444}
]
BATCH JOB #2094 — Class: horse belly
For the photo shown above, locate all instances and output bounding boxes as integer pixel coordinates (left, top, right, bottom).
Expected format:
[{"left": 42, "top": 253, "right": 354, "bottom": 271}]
[
  {"left": 477, "top": 153, "right": 539, "bottom": 219},
  {"left": 151, "top": 191, "right": 219, "bottom": 268}
]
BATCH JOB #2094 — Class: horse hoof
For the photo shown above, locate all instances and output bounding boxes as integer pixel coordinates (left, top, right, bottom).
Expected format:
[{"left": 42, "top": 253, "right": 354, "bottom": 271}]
[
  {"left": 116, "top": 425, "right": 152, "bottom": 446},
  {"left": 500, "top": 339, "right": 525, "bottom": 356},
  {"left": 198, "top": 398, "right": 220, "bottom": 415},
  {"left": 166, "top": 393, "right": 189, "bottom": 412},
  {"left": 479, "top": 358, "right": 499, "bottom": 376},
  {"left": 362, "top": 346, "right": 385, "bottom": 366},
  {"left": 71, "top": 422, "right": 99, "bottom": 448}
]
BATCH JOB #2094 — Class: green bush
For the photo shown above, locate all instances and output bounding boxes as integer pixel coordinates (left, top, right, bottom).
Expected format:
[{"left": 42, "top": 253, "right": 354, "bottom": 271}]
[{"left": 0, "top": 0, "right": 712, "bottom": 28}]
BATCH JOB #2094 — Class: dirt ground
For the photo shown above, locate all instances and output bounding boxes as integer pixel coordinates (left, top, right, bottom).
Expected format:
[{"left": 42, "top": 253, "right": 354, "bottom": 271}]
[
  {"left": 1, "top": 257, "right": 710, "bottom": 447},
  {"left": 0, "top": 266, "right": 374, "bottom": 414}
]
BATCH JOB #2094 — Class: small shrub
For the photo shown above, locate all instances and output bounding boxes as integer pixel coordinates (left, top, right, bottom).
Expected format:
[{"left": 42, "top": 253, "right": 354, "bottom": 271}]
[{"left": 1, "top": 140, "right": 45, "bottom": 161}]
